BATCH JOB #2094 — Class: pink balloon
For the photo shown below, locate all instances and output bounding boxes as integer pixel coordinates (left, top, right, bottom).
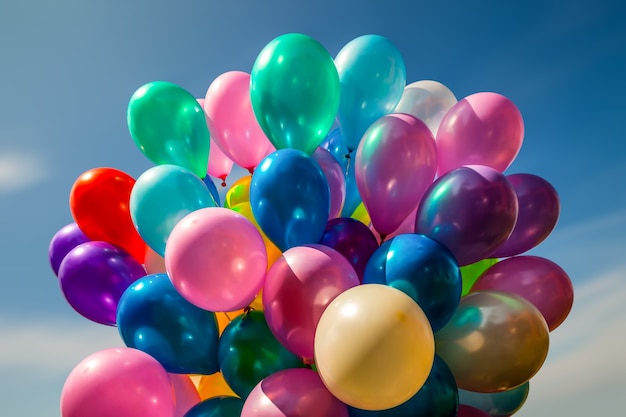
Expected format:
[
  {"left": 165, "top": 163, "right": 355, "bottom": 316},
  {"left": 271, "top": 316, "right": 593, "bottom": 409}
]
[
  {"left": 170, "top": 374, "right": 201, "bottom": 417},
  {"left": 470, "top": 256, "right": 574, "bottom": 331},
  {"left": 60, "top": 347, "right": 175, "bottom": 417},
  {"left": 241, "top": 368, "right": 349, "bottom": 417},
  {"left": 263, "top": 244, "right": 359, "bottom": 361},
  {"left": 457, "top": 404, "right": 492, "bottom": 417},
  {"left": 355, "top": 113, "right": 437, "bottom": 237},
  {"left": 203, "top": 71, "right": 274, "bottom": 172},
  {"left": 313, "top": 147, "right": 346, "bottom": 219},
  {"left": 436, "top": 92, "right": 524, "bottom": 175},
  {"left": 197, "top": 98, "right": 235, "bottom": 186},
  {"left": 165, "top": 207, "right": 268, "bottom": 312}
]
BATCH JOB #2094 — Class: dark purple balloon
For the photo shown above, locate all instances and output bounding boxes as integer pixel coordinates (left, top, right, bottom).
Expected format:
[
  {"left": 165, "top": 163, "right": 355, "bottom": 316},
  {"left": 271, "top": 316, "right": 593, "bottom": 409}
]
[
  {"left": 319, "top": 217, "right": 379, "bottom": 281},
  {"left": 415, "top": 165, "right": 518, "bottom": 266},
  {"left": 58, "top": 241, "right": 147, "bottom": 326},
  {"left": 492, "top": 173, "right": 560, "bottom": 258},
  {"left": 48, "top": 223, "right": 91, "bottom": 276}
]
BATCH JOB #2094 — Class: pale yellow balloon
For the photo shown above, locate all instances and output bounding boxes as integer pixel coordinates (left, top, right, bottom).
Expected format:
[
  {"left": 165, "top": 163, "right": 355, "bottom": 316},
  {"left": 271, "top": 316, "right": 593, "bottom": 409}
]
[{"left": 314, "top": 284, "right": 435, "bottom": 411}]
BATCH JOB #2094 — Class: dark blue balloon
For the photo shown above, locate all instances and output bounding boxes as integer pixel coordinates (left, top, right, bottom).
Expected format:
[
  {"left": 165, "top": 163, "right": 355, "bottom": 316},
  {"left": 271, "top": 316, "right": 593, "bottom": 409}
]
[
  {"left": 363, "top": 234, "right": 461, "bottom": 332},
  {"left": 202, "top": 175, "right": 222, "bottom": 207},
  {"left": 184, "top": 396, "right": 244, "bottom": 417},
  {"left": 250, "top": 149, "right": 330, "bottom": 251},
  {"left": 116, "top": 273, "right": 220, "bottom": 374}
]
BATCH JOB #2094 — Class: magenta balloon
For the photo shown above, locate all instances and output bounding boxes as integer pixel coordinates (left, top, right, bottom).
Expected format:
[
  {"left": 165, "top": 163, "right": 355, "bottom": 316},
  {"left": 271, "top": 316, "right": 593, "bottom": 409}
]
[
  {"left": 61, "top": 347, "right": 175, "bottom": 417},
  {"left": 165, "top": 207, "right": 268, "bottom": 312},
  {"left": 415, "top": 165, "right": 518, "bottom": 266},
  {"left": 436, "top": 92, "right": 524, "bottom": 175},
  {"left": 313, "top": 147, "right": 346, "bottom": 219},
  {"left": 263, "top": 244, "right": 359, "bottom": 361},
  {"left": 241, "top": 368, "right": 349, "bottom": 417},
  {"left": 355, "top": 113, "right": 437, "bottom": 237},
  {"left": 457, "top": 404, "right": 492, "bottom": 417},
  {"left": 492, "top": 174, "right": 560, "bottom": 258},
  {"left": 471, "top": 256, "right": 574, "bottom": 331},
  {"left": 48, "top": 222, "right": 91, "bottom": 276}
]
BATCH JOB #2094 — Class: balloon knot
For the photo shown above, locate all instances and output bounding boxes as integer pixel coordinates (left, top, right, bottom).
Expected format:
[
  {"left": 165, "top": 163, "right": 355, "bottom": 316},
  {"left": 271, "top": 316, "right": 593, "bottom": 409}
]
[
  {"left": 221, "top": 180, "right": 227, "bottom": 187},
  {"left": 344, "top": 153, "right": 351, "bottom": 159},
  {"left": 247, "top": 167, "right": 255, "bottom": 175}
]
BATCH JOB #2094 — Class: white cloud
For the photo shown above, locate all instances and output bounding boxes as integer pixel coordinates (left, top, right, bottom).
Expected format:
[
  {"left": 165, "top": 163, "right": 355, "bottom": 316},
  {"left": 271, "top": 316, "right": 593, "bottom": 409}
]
[{"left": 0, "top": 150, "right": 49, "bottom": 193}]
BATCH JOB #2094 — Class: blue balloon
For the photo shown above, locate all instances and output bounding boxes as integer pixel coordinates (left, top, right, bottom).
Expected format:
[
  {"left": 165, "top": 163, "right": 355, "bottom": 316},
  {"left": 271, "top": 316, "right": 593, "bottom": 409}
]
[
  {"left": 250, "top": 149, "right": 330, "bottom": 251},
  {"left": 116, "top": 273, "right": 220, "bottom": 375},
  {"left": 184, "top": 396, "right": 244, "bottom": 417},
  {"left": 459, "top": 382, "right": 529, "bottom": 416},
  {"left": 202, "top": 175, "right": 222, "bottom": 207},
  {"left": 130, "top": 164, "right": 217, "bottom": 256},
  {"left": 363, "top": 234, "right": 461, "bottom": 332}
]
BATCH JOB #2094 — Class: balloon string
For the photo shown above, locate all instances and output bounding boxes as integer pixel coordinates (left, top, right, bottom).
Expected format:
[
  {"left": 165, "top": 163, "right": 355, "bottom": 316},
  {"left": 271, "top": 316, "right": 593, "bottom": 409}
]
[
  {"left": 223, "top": 312, "right": 233, "bottom": 322},
  {"left": 344, "top": 151, "right": 352, "bottom": 179}
]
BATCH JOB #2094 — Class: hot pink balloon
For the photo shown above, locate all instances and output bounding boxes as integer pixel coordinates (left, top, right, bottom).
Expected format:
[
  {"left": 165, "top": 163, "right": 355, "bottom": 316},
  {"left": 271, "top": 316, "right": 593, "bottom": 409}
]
[
  {"left": 241, "top": 368, "right": 349, "bottom": 417},
  {"left": 436, "top": 92, "right": 524, "bottom": 175},
  {"left": 165, "top": 207, "right": 268, "bottom": 312},
  {"left": 470, "top": 256, "right": 574, "bottom": 331},
  {"left": 203, "top": 71, "right": 274, "bottom": 172},
  {"left": 170, "top": 374, "right": 201, "bottom": 417},
  {"left": 60, "top": 347, "right": 175, "bottom": 417},
  {"left": 355, "top": 113, "right": 437, "bottom": 238},
  {"left": 263, "top": 244, "right": 359, "bottom": 361},
  {"left": 313, "top": 147, "right": 346, "bottom": 219}
]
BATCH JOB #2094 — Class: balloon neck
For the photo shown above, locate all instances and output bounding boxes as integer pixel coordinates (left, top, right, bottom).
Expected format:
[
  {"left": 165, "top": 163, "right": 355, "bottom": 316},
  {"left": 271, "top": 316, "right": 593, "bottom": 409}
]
[
  {"left": 219, "top": 176, "right": 227, "bottom": 187},
  {"left": 379, "top": 233, "right": 387, "bottom": 243},
  {"left": 303, "top": 360, "right": 314, "bottom": 368},
  {"left": 247, "top": 167, "right": 255, "bottom": 175},
  {"left": 344, "top": 153, "right": 351, "bottom": 159}
]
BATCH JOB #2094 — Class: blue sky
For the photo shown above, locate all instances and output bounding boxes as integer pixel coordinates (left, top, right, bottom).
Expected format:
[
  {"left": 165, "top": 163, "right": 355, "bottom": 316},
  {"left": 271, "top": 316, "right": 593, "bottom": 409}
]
[{"left": 1, "top": 0, "right": 625, "bottom": 415}]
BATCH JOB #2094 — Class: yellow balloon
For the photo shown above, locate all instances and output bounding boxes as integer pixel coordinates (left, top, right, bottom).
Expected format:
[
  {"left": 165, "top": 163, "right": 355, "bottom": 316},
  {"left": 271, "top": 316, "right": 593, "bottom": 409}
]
[
  {"left": 314, "top": 284, "right": 435, "bottom": 411},
  {"left": 350, "top": 202, "right": 371, "bottom": 226},
  {"left": 224, "top": 175, "right": 252, "bottom": 209},
  {"left": 231, "top": 202, "right": 282, "bottom": 268},
  {"left": 197, "top": 372, "right": 239, "bottom": 400}
]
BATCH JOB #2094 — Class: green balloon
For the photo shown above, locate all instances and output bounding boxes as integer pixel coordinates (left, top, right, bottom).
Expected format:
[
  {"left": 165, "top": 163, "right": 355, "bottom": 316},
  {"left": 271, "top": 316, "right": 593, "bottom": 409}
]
[
  {"left": 460, "top": 258, "right": 498, "bottom": 295},
  {"left": 218, "top": 311, "right": 304, "bottom": 398},
  {"left": 127, "top": 81, "right": 210, "bottom": 178},
  {"left": 250, "top": 33, "right": 340, "bottom": 155},
  {"left": 185, "top": 396, "right": 244, "bottom": 417}
]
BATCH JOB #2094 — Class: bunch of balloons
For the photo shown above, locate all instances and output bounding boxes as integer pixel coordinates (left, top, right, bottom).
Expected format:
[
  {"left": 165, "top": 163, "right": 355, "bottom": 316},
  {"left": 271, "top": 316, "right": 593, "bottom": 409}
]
[{"left": 48, "top": 33, "right": 574, "bottom": 417}]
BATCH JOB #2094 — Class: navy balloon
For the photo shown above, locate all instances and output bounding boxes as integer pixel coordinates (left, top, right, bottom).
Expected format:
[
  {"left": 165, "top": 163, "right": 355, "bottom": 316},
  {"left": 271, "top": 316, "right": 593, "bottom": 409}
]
[
  {"left": 250, "top": 149, "right": 330, "bottom": 251},
  {"left": 363, "top": 234, "right": 461, "bottom": 331},
  {"left": 184, "top": 396, "right": 244, "bottom": 417},
  {"left": 116, "top": 273, "right": 220, "bottom": 375}
]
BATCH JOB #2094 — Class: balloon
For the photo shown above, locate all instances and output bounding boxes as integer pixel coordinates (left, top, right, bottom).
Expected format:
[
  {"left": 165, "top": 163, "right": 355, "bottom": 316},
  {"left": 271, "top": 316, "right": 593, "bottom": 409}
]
[
  {"left": 435, "top": 291, "right": 550, "bottom": 393},
  {"left": 117, "top": 274, "right": 220, "bottom": 374},
  {"left": 415, "top": 165, "right": 518, "bottom": 266},
  {"left": 250, "top": 149, "right": 330, "bottom": 251},
  {"left": 130, "top": 164, "right": 217, "bottom": 256},
  {"left": 363, "top": 234, "right": 461, "bottom": 332},
  {"left": 58, "top": 241, "right": 146, "bottom": 325},
  {"left": 456, "top": 405, "right": 492, "bottom": 417},
  {"left": 231, "top": 202, "right": 282, "bottom": 269},
  {"left": 460, "top": 258, "right": 498, "bottom": 296},
  {"left": 347, "top": 355, "right": 458, "bottom": 417},
  {"left": 314, "top": 284, "right": 435, "bottom": 411},
  {"left": 492, "top": 173, "right": 560, "bottom": 258},
  {"left": 202, "top": 175, "right": 222, "bottom": 207},
  {"left": 263, "top": 244, "right": 360, "bottom": 361},
  {"left": 218, "top": 311, "right": 304, "bottom": 398},
  {"left": 241, "top": 368, "right": 349, "bottom": 417},
  {"left": 170, "top": 374, "right": 201, "bottom": 417},
  {"left": 394, "top": 80, "right": 458, "bottom": 136},
  {"left": 165, "top": 207, "right": 268, "bottom": 312},
  {"left": 145, "top": 246, "right": 167, "bottom": 274},
  {"left": 319, "top": 217, "right": 379, "bottom": 281},
  {"left": 224, "top": 175, "right": 252, "bottom": 209},
  {"left": 70, "top": 167, "right": 146, "bottom": 262},
  {"left": 470, "top": 256, "right": 574, "bottom": 331},
  {"left": 48, "top": 222, "right": 90, "bottom": 276},
  {"left": 198, "top": 373, "right": 239, "bottom": 400},
  {"left": 350, "top": 202, "right": 371, "bottom": 226},
  {"left": 459, "top": 382, "right": 529, "bottom": 417},
  {"left": 335, "top": 34, "right": 406, "bottom": 152},
  {"left": 127, "top": 81, "right": 210, "bottom": 178},
  {"left": 185, "top": 396, "right": 244, "bottom": 417},
  {"left": 203, "top": 72, "right": 274, "bottom": 171},
  {"left": 312, "top": 146, "right": 346, "bottom": 219},
  {"left": 208, "top": 138, "right": 235, "bottom": 187},
  {"left": 436, "top": 92, "right": 524, "bottom": 175},
  {"left": 60, "top": 347, "right": 175, "bottom": 417},
  {"left": 355, "top": 113, "right": 437, "bottom": 237},
  {"left": 250, "top": 33, "right": 340, "bottom": 154}
]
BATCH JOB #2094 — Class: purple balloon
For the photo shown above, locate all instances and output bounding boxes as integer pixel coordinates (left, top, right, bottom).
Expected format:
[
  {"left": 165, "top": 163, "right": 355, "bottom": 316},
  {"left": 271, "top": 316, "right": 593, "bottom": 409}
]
[
  {"left": 415, "top": 165, "right": 518, "bottom": 266},
  {"left": 48, "top": 223, "right": 91, "bottom": 276},
  {"left": 58, "top": 241, "right": 147, "bottom": 326},
  {"left": 319, "top": 217, "right": 379, "bottom": 281},
  {"left": 492, "top": 173, "right": 560, "bottom": 258},
  {"left": 313, "top": 146, "right": 346, "bottom": 219}
]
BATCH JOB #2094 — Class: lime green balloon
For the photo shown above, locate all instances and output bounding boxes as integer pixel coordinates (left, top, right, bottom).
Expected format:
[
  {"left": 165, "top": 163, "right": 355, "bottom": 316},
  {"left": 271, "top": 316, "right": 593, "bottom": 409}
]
[
  {"left": 460, "top": 258, "right": 498, "bottom": 295},
  {"left": 250, "top": 33, "right": 340, "bottom": 155},
  {"left": 127, "top": 81, "right": 210, "bottom": 178}
]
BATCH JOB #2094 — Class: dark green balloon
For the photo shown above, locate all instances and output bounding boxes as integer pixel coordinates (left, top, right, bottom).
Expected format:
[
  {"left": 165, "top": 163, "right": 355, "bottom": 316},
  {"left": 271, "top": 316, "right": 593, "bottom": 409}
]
[
  {"left": 184, "top": 396, "right": 244, "bottom": 417},
  {"left": 218, "top": 311, "right": 304, "bottom": 398}
]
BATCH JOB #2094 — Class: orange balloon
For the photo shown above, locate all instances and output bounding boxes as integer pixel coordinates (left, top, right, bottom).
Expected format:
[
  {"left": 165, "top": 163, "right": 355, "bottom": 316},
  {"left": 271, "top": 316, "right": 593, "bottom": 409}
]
[{"left": 197, "top": 372, "right": 239, "bottom": 400}]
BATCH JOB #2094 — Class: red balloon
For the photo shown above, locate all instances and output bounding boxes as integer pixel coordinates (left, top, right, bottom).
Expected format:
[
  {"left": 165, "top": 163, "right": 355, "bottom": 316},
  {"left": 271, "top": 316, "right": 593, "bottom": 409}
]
[
  {"left": 457, "top": 404, "right": 492, "bottom": 417},
  {"left": 70, "top": 167, "right": 146, "bottom": 262}
]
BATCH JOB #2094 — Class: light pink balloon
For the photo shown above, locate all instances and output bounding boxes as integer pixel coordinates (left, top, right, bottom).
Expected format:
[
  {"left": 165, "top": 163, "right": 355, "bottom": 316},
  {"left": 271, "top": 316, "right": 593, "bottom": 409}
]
[
  {"left": 436, "top": 92, "right": 524, "bottom": 175},
  {"left": 241, "top": 368, "right": 349, "bottom": 417},
  {"left": 60, "top": 347, "right": 175, "bottom": 417},
  {"left": 169, "top": 374, "right": 201, "bottom": 417},
  {"left": 197, "top": 98, "right": 235, "bottom": 186},
  {"left": 313, "top": 147, "right": 346, "bottom": 219},
  {"left": 203, "top": 71, "right": 274, "bottom": 172},
  {"left": 165, "top": 207, "right": 268, "bottom": 312},
  {"left": 263, "top": 244, "right": 359, "bottom": 361},
  {"left": 470, "top": 256, "right": 574, "bottom": 331}
]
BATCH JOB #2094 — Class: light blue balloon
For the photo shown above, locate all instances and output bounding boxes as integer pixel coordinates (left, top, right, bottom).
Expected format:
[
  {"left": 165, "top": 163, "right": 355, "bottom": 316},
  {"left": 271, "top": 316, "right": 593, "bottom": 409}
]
[
  {"left": 250, "top": 149, "right": 330, "bottom": 251},
  {"left": 130, "top": 164, "right": 217, "bottom": 256},
  {"left": 335, "top": 34, "right": 406, "bottom": 152}
]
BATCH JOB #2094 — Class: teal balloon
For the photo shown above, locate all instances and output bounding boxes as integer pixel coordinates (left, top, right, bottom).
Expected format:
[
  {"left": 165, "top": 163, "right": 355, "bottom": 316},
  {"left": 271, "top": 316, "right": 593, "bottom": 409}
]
[
  {"left": 130, "top": 164, "right": 217, "bottom": 256},
  {"left": 184, "top": 396, "right": 244, "bottom": 417},
  {"left": 250, "top": 33, "right": 340, "bottom": 155},
  {"left": 459, "top": 382, "right": 529, "bottom": 416},
  {"left": 335, "top": 35, "right": 406, "bottom": 152},
  {"left": 127, "top": 81, "right": 211, "bottom": 178},
  {"left": 218, "top": 311, "right": 304, "bottom": 398}
]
